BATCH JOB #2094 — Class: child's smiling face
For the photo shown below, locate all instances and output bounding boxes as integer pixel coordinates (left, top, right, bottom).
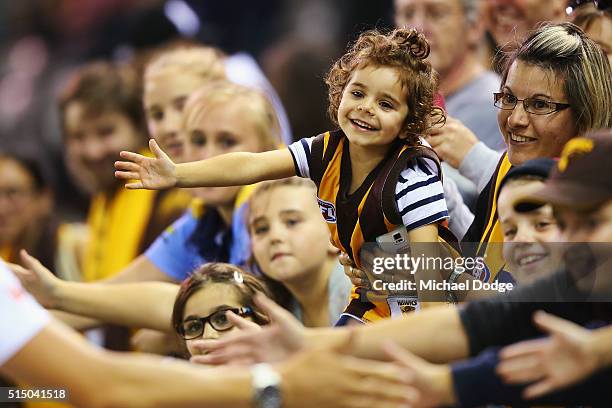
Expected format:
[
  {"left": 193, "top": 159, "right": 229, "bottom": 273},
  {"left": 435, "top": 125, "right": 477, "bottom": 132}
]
[{"left": 338, "top": 65, "right": 409, "bottom": 151}]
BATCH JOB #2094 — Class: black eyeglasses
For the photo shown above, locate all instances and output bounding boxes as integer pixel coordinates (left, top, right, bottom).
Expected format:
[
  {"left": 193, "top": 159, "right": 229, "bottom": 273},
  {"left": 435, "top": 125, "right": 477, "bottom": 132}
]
[
  {"left": 493, "top": 92, "right": 571, "bottom": 115},
  {"left": 178, "top": 307, "right": 253, "bottom": 340}
]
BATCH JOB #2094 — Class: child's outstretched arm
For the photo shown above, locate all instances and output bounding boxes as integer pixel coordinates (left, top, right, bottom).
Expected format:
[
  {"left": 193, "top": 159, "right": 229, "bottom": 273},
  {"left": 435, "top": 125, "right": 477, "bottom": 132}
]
[{"left": 115, "top": 139, "right": 296, "bottom": 190}]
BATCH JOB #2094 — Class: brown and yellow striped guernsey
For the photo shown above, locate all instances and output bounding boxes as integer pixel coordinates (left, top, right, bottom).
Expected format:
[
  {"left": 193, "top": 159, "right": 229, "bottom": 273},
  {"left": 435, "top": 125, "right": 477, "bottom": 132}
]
[
  {"left": 463, "top": 153, "right": 513, "bottom": 283},
  {"left": 308, "top": 130, "right": 461, "bottom": 321}
]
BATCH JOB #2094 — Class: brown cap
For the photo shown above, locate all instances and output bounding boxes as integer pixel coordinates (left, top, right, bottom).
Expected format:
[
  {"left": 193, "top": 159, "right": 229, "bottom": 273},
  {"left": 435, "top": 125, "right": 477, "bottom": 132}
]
[{"left": 513, "top": 130, "right": 612, "bottom": 211}]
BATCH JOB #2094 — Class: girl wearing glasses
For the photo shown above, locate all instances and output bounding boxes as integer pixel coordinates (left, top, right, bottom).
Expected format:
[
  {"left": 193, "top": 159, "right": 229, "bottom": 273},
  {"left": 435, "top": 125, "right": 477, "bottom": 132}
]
[{"left": 11, "top": 256, "right": 270, "bottom": 358}]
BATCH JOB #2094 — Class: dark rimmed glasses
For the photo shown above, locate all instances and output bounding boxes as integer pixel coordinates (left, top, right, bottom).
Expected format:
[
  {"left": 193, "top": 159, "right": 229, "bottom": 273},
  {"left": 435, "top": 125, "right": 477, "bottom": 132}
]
[
  {"left": 179, "top": 307, "right": 253, "bottom": 340},
  {"left": 493, "top": 92, "right": 571, "bottom": 115}
]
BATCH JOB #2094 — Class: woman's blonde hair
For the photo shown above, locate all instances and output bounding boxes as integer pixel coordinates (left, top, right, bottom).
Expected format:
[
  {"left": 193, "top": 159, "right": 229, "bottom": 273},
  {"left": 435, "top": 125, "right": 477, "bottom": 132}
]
[
  {"left": 144, "top": 45, "right": 226, "bottom": 84},
  {"left": 182, "top": 81, "right": 281, "bottom": 151},
  {"left": 501, "top": 22, "right": 612, "bottom": 135}
]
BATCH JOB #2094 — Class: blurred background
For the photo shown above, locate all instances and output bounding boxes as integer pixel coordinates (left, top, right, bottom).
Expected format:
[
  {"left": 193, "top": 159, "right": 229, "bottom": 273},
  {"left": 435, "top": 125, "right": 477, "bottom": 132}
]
[{"left": 0, "top": 0, "right": 395, "bottom": 217}]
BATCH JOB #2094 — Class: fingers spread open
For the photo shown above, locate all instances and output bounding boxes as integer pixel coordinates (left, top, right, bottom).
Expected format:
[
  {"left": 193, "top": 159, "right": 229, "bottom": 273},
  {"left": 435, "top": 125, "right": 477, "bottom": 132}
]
[
  {"left": 115, "top": 171, "right": 140, "bottom": 180},
  {"left": 125, "top": 182, "right": 144, "bottom": 189},
  {"left": 119, "top": 150, "right": 146, "bottom": 163}
]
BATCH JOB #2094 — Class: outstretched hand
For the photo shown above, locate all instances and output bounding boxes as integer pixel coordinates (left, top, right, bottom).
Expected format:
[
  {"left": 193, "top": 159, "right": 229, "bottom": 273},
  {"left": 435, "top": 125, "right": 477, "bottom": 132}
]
[
  {"left": 189, "top": 293, "right": 305, "bottom": 366},
  {"left": 497, "top": 311, "right": 600, "bottom": 399},
  {"left": 115, "top": 139, "right": 177, "bottom": 190},
  {"left": 383, "top": 341, "right": 455, "bottom": 408},
  {"left": 9, "top": 249, "right": 62, "bottom": 309},
  {"left": 278, "top": 332, "right": 419, "bottom": 408}
]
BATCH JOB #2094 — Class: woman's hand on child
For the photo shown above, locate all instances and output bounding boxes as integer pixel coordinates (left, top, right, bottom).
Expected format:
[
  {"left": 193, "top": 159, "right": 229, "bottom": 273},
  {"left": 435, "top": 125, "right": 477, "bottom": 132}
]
[
  {"left": 115, "top": 139, "right": 177, "bottom": 190},
  {"left": 497, "top": 311, "right": 600, "bottom": 399},
  {"left": 9, "top": 249, "right": 62, "bottom": 309},
  {"left": 189, "top": 293, "right": 305, "bottom": 366},
  {"left": 426, "top": 117, "right": 478, "bottom": 169}
]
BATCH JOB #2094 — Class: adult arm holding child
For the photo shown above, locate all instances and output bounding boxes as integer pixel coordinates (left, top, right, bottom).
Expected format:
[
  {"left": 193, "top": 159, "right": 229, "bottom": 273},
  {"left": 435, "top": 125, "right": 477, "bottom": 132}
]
[{"left": 115, "top": 139, "right": 295, "bottom": 189}]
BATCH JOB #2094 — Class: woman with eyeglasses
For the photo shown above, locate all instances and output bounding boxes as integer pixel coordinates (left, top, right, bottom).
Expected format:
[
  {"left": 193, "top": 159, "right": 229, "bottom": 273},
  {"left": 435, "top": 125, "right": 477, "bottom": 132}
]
[
  {"left": 411, "top": 22, "right": 612, "bottom": 284},
  {"left": 10, "top": 255, "right": 270, "bottom": 358}
]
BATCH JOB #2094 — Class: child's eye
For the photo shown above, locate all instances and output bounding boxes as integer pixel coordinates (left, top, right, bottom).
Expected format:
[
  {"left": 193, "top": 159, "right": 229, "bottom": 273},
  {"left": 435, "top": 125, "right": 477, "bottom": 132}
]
[
  {"left": 190, "top": 131, "right": 206, "bottom": 146},
  {"left": 285, "top": 218, "right": 301, "bottom": 227},
  {"left": 219, "top": 137, "right": 238, "bottom": 149},
  {"left": 351, "top": 90, "right": 364, "bottom": 98},
  {"left": 253, "top": 225, "right": 269, "bottom": 235},
  {"left": 148, "top": 109, "right": 163, "bottom": 121},
  {"left": 536, "top": 220, "right": 555, "bottom": 230},
  {"left": 503, "top": 228, "right": 516, "bottom": 240},
  {"left": 379, "top": 101, "right": 394, "bottom": 110}
]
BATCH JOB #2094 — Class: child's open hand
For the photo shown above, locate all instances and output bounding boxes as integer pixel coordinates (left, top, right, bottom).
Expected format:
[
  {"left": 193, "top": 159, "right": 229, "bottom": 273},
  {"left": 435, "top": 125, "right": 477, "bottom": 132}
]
[{"left": 115, "top": 139, "right": 177, "bottom": 190}]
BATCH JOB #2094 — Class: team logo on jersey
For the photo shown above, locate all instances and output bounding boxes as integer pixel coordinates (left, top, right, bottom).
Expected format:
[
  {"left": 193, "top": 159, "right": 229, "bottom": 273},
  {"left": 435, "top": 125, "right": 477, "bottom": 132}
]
[
  {"left": 317, "top": 198, "right": 337, "bottom": 223},
  {"left": 470, "top": 262, "right": 491, "bottom": 282}
]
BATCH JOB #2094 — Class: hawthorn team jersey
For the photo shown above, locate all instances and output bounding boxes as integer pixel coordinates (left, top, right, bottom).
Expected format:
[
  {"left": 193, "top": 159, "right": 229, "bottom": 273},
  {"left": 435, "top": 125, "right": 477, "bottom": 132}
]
[
  {"left": 288, "top": 130, "right": 457, "bottom": 322},
  {"left": 462, "top": 153, "right": 513, "bottom": 283}
]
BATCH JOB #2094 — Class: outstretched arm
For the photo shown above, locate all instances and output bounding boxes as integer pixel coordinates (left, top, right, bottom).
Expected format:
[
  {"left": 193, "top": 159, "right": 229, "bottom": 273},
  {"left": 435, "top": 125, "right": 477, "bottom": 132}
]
[
  {"left": 115, "top": 139, "right": 296, "bottom": 190},
  {"left": 12, "top": 251, "right": 178, "bottom": 332},
  {"left": 193, "top": 293, "right": 469, "bottom": 366}
]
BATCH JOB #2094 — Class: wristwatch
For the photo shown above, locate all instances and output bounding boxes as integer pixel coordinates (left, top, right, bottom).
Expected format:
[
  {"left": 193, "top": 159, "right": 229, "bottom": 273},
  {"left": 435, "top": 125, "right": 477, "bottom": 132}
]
[
  {"left": 446, "top": 268, "right": 463, "bottom": 303},
  {"left": 251, "top": 363, "right": 282, "bottom": 408}
]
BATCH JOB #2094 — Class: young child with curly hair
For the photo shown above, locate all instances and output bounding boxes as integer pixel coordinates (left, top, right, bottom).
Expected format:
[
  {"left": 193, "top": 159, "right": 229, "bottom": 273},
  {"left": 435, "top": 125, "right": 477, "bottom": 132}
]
[{"left": 116, "top": 28, "right": 454, "bottom": 324}]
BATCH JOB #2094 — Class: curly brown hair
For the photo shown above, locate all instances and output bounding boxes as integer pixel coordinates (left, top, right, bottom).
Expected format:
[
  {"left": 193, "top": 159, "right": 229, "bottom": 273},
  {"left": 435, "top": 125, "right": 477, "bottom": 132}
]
[{"left": 325, "top": 28, "right": 444, "bottom": 145}]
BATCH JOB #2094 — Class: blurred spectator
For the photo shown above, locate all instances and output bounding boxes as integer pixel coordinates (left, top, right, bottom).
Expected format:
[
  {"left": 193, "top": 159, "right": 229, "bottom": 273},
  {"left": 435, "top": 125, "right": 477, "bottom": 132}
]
[
  {"left": 483, "top": 0, "right": 569, "bottom": 71},
  {"left": 0, "top": 152, "right": 85, "bottom": 279},
  {"left": 573, "top": 6, "right": 612, "bottom": 67},
  {"left": 395, "top": 0, "right": 504, "bottom": 208},
  {"left": 58, "top": 61, "right": 189, "bottom": 350}
]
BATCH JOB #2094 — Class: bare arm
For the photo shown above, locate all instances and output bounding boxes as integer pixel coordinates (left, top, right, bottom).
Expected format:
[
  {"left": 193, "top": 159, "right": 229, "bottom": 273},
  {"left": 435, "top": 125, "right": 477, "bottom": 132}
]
[
  {"left": 115, "top": 139, "right": 296, "bottom": 190},
  {"left": 101, "top": 254, "right": 178, "bottom": 284},
  {"left": 175, "top": 149, "right": 296, "bottom": 188},
  {"left": 13, "top": 251, "right": 178, "bottom": 331},
  {"left": 54, "top": 280, "right": 179, "bottom": 332},
  {"left": 195, "top": 294, "right": 470, "bottom": 366},
  {"left": 408, "top": 224, "right": 447, "bottom": 307},
  {"left": 2, "top": 321, "right": 252, "bottom": 408},
  {"left": 2, "top": 317, "right": 418, "bottom": 408},
  {"left": 50, "top": 310, "right": 101, "bottom": 331},
  {"left": 319, "top": 304, "right": 469, "bottom": 364}
]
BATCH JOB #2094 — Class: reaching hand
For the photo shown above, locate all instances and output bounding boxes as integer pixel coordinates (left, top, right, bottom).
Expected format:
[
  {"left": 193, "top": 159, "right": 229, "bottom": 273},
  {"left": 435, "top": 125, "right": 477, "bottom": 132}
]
[
  {"left": 383, "top": 341, "right": 455, "bottom": 408},
  {"left": 426, "top": 117, "right": 478, "bottom": 169},
  {"left": 115, "top": 139, "right": 177, "bottom": 190},
  {"left": 497, "top": 311, "right": 600, "bottom": 399},
  {"left": 189, "top": 293, "right": 305, "bottom": 366},
  {"left": 278, "top": 333, "right": 419, "bottom": 408},
  {"left": 9, "top": 249, "right": 62, "bottom": 309}
]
